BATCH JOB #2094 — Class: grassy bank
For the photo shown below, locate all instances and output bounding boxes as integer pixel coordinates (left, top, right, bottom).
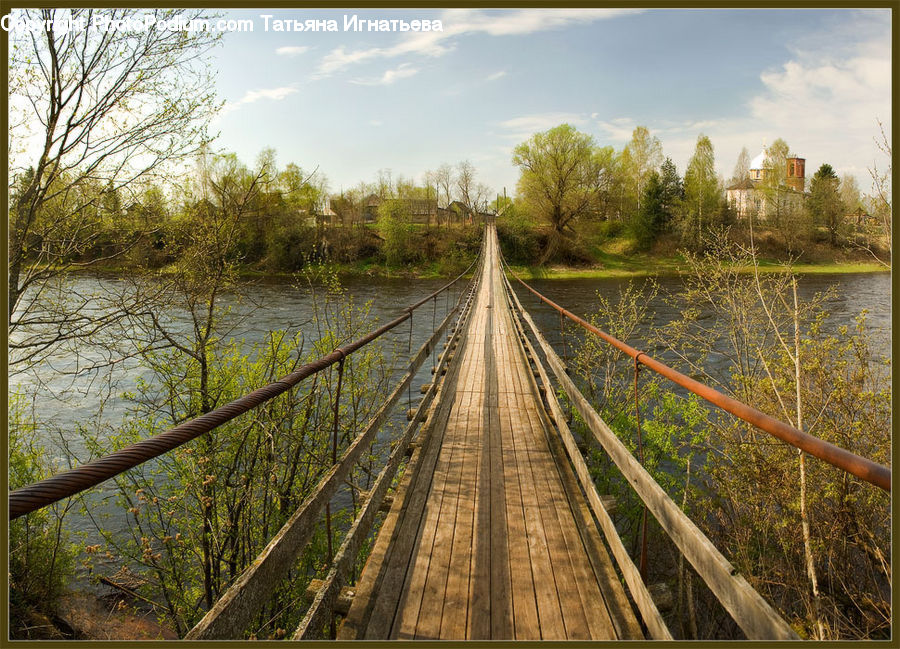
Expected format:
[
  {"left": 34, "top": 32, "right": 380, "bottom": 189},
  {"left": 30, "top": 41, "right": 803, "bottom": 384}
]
[
  {"left": 506, "top": 256, "right": 889, "bottom": 281},
  {"left": 500, "top": 225, "right": 890, "bottom": 280}
]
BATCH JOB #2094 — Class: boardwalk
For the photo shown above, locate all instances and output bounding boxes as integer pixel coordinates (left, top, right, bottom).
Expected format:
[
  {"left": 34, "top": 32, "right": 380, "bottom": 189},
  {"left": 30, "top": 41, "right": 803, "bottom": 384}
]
[{"left": 340, "top": 226, "right": 642, "bottom": 640}]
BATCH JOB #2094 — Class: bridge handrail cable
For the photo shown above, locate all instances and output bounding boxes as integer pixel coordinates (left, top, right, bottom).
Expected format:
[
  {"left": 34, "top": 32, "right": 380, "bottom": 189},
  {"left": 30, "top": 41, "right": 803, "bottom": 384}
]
[{"left": 499, "top": 254, "right": 890, "bottom": 492}]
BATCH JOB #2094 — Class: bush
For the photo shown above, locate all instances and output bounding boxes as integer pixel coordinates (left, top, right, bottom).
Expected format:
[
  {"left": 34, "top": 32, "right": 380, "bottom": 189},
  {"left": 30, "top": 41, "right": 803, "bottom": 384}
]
[
  {"left": 496, "top": 206, "right": 541, "bottom": 264},
  {"left": 376, "top": 200, "right": 414, "bottom": 267},
  {"left": 9, "top": 393, "right": 77, "bottom": 637}
]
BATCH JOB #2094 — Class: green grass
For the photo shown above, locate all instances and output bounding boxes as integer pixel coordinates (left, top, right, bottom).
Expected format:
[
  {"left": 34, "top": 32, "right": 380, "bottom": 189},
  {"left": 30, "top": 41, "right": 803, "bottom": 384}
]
[{"left": 506, "top": 256, "right": 889, "bottom": 281}]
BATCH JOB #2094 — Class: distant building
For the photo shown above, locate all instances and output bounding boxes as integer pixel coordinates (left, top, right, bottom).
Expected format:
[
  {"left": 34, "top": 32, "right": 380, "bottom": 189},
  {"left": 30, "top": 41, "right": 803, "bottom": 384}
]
[
  {"left": 849, "top": 206, "right": 878, "bottom": 228},
  {"left": 361, "top": 194, "right": 438, "bottom": 225},
  {"left": 727, "top": 149, "right": 806, "bottom": 220}
]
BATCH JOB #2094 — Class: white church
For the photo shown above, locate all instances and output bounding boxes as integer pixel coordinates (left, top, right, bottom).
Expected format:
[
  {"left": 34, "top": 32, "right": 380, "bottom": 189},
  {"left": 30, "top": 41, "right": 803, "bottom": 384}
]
[{"left": 725, "top": 149, "right": 806, "bottom": 220}]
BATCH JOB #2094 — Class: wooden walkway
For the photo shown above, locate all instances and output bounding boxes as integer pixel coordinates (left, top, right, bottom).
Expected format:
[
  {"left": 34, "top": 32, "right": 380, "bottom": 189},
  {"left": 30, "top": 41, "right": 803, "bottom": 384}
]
[{"left": 340, "top": 226, "right": 642, "bottom": 640}]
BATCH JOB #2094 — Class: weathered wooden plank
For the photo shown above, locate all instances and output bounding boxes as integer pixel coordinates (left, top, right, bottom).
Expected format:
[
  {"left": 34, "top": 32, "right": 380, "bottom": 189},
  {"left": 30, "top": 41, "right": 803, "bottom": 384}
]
[
  {"left": 506, "top": 362, "right": 566, "bottom": 639},
  {"left": 484, "top": 268, "right": 513, "bottom": 639},
  {"left": 502, "top": 267, "right": 799, "bottom": 641},
  {"left": 507, "top": 331, "right": 592, "bottom": 640},
  {"left": 415, "top": 270, "right": 490, "bottom": 638},
  {"left": 438, "top": 384, "right": 480, "bottom": 638},
  {"left": 515, "top": 372, "right": 607, "bottom": 640},
  {"left": 186, "top": 293, "right": 466, "bottom": 640},
  {"left": 497, "top": 355, "right": 540, "bottom": 640},
  {"left": 392, "top": 301, "right": 483, "bottom": 639},
  {"left": 503, "top": 281, "right": 656, "bottom": 640},
  {"left": 389, "top": 283, "right": 487, "bottom": 639},
  {"left": 293, "top": 334, "right": 453, "bottom": 638},
  {"left": 297, "top": 280, "right": 479, "bottom": 640},
  {"left": 337, "top": 280, "right": 480, "bottom": 640},
  {"left": 364, "top": 297, "right": 478, "bottom": 640}
]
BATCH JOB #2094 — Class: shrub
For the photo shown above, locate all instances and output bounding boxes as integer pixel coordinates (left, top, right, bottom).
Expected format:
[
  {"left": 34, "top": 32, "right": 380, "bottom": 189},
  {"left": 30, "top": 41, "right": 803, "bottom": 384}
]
[{"left": 9, "top": 393, "right": 77, "bottom": 637}]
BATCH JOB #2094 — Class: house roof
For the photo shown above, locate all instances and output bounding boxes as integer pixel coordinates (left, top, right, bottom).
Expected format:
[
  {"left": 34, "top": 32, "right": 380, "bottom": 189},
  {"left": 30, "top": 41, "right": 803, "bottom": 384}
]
[
  {"left": 726, "top": 178, "right": 756, "bottom": 191},
  {"left": 404, "top": 199, "right": 437, "bottom": 215}
]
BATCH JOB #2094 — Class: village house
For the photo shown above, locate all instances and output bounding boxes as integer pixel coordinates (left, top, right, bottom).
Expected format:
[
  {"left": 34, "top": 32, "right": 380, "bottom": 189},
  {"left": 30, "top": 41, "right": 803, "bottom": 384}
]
[{"left": 360, "top": 194, "right": 440, "bottom": 225}]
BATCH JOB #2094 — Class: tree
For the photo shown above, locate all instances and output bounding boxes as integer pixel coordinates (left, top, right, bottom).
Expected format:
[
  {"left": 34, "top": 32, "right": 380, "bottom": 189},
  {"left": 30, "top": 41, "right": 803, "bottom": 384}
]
[
  {"left": 376, "top": 200, "right": 413, "bottom": 266},
  {"left": 512, "top": 124, "right": 607, "bottom": 262},
  {"left": 593, "top": 146, "right": 624, "bottom": 221},
  {"left": 681, "top": 135, "right": 720, "bottom": 246},
  {"left": 839, "top": 174, "right": 862, "bottom": 215},
  {"left": 122, "top": 150, "right": 267, "bottom": 610},
  {"left": 731, "top": 147, "right": 751, "bottom": 184},
  {"left": 759, "top": 138, "right": 791, "bottom": 223},
  {"left": 8, "top": 8, "right": 220, "bottom": 365},
  {"left": 376, "top": 168, "right": 394, "bottom": 198},
  {"left": 631, "top": 158, "right": 682, "bottom": 249},
  {"left": 865, "top": 119, "right": 891, "bottom": 265},
  {"left": 758, "top": 138, "right": 810, "bottom": 252},
  {"left": 434, "top": 163, "right": 455, "bottom": 209},
  {"left": 621, "top": 126, "right": 663, "bottom": 218},
  {"left": 807, "top": 164, "right": 845, "bottom": 246}
]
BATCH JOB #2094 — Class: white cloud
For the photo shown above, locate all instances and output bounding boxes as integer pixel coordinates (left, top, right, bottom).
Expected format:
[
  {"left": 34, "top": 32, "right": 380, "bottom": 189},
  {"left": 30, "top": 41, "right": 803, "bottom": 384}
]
[
  {"left": 220, "top": 85, "right": 299, "bottom": 115},
  {"left": 499, "top": 112, "right": 588, "bottom": 140},
  {"left": 485, "top": 70, "right": 507, "bottom": 82},
  {"left": 349, "top": 63, "right": 419, "bottom": 86},
  {"left": 595, "top": 117, "right": 637, "bottom": 143},
  {"left": 588, "top": 15, "right": 890, "bottom": 192},
  {"left": 313, "top": 8, "right": 642, "bottom": 78},
  {"left": 276, "top": 46, "right": 310, "bottom": 57},
  {"left": 369, "top": 119, "right": 383, "bottom": 127}
]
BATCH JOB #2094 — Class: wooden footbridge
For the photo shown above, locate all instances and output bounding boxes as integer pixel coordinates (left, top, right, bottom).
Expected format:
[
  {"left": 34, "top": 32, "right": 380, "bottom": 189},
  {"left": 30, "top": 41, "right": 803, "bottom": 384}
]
[
  {"left": 9, "top": 225, "right": 889, "bottom": 641},
  {"left": 339, "top": 226, "right": 642, "bottom": 640}
]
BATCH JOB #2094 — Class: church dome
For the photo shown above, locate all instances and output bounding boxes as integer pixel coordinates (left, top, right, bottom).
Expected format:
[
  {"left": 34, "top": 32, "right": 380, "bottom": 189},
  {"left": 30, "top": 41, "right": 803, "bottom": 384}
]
[{"left": 750, "top": 150, "right": 767, "bottom": 170}]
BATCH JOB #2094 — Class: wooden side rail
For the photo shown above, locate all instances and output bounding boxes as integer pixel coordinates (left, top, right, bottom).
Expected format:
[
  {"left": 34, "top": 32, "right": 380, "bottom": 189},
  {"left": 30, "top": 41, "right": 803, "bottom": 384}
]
[{"left": 502, "top": 265, "right": 799, "bottom": 641}]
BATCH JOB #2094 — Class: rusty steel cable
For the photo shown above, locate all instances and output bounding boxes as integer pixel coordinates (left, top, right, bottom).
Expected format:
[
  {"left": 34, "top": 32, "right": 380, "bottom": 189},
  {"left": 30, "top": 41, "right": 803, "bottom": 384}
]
[
  {"left": 9, "top": 253, "right": 481, "bottom": 520},
  {"left": 499, "top": 254, "right": 891, "bottom": 493}
]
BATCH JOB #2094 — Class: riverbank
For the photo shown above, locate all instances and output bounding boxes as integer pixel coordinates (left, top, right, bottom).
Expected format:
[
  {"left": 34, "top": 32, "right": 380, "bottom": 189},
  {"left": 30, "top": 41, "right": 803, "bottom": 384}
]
[
  {"left": 508, "top": 258, "right": 890, "bottom": 281},
  {"left": 60, "top": 252, "right": 888, "bottom": 285}
]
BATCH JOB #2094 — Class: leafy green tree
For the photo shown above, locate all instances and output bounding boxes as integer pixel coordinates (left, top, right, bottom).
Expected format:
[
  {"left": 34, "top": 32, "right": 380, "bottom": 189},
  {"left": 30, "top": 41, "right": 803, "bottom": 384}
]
[
  {"left": 621, "top": 126, "right": 663, "bottom": 218},
  {"left": 512, "top": 124, "right": 606, "bottom": 262},
  {"left": 658, "top": 158, "right": 684, "bottom": 222},
  {"left": 592, "top": 146, "right": 627, "bottom": 222},
  {"left": 8, "top": 8, "right": 220, "bottom": 357},
  {"left": 839, "top": 174, "right": 862, "bottom": 214},
  {"left": 807, "top": 164, "right": 846, "bottom": 246},
  {"left": 660, "top": 239, "right": 890, "bottom": 638},
  {"left": 681, "top": 135, "right": 720, "bottom": 246},
  {"left": 631, "top": 172, "right": 665, "bottom": 249},
  {"left": 758, "top": 138, "right": 795, "bottom": 231},
  {"left": 377, "top": 199, "right": 414, "bottom": 266},
  {"left": 83, "top": 285, "right": 391, "bottom": 636}
]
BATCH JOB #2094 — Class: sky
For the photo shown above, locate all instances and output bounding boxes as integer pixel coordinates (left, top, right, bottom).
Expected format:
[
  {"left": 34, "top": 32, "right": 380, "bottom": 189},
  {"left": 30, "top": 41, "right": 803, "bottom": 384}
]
[{"left": 209, "top": 8, "right": 891, "bottom": 197}]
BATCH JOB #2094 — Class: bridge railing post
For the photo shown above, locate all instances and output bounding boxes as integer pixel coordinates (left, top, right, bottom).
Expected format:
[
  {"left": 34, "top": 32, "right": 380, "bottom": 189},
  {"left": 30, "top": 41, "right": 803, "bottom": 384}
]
[{"left": 634, "top": 355, "right": 648, "bottom": 584}]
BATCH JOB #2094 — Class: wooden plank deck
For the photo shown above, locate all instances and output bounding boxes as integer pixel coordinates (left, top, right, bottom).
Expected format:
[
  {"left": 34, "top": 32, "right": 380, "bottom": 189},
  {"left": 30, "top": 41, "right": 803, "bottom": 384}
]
[{"left": 339, "top": 226, "right": 643, "bottom": 640}]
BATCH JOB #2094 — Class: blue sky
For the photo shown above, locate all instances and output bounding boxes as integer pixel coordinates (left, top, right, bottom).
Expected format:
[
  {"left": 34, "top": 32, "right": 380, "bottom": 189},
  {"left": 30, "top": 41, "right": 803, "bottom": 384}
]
[{"left": 210, "top": 8, "right": 891, "bottom": 196}]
